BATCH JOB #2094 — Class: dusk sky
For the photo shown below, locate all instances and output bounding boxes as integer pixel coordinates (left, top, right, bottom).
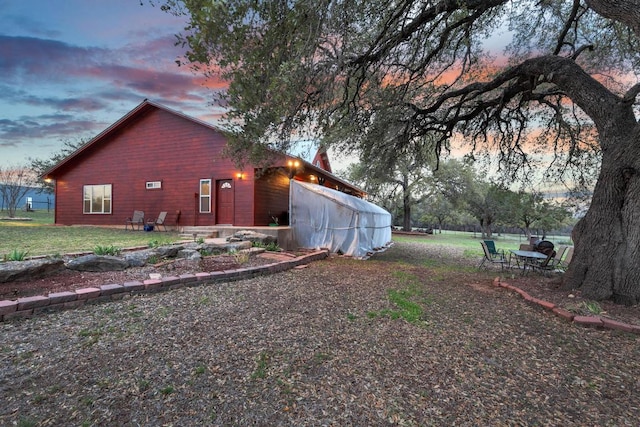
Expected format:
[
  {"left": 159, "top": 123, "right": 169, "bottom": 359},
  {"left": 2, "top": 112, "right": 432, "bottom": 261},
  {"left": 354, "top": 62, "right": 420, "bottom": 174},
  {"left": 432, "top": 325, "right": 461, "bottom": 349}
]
[{"left": 0, "top": 0, "right": 225, "bottom": 167}]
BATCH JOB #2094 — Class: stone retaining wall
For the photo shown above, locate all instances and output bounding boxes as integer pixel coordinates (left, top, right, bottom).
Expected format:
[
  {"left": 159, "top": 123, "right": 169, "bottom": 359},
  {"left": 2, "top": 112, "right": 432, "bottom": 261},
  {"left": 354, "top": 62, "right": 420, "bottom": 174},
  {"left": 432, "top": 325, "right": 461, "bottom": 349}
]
[{"left": 0, "top": 250, "right": 329, "bottom": 322}]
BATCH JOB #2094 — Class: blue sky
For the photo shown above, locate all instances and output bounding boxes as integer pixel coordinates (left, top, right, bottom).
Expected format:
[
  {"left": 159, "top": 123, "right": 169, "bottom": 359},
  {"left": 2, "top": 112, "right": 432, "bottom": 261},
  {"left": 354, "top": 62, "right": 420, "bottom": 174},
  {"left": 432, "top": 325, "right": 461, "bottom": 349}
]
[{"left": 0, "top": 0, "right": 226, "bottom": 167}]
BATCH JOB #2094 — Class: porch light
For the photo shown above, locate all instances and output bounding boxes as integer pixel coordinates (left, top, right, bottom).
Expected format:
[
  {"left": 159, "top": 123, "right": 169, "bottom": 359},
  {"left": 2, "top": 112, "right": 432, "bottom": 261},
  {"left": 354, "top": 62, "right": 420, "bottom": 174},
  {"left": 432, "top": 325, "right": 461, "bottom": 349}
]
[
  {"left": 236, "top": 172, "right": 244, "bottom": 180},
  {"left": 287, "top": 159, "right": 301, "bottom": 179}
]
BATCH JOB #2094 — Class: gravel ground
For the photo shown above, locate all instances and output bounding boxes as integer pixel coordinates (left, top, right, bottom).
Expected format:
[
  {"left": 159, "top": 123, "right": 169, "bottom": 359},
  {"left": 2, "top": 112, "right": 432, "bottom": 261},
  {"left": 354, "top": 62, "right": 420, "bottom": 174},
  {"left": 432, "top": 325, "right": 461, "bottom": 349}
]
[{"left": 1, "top": 242, "right": 639, "bottom": 426}]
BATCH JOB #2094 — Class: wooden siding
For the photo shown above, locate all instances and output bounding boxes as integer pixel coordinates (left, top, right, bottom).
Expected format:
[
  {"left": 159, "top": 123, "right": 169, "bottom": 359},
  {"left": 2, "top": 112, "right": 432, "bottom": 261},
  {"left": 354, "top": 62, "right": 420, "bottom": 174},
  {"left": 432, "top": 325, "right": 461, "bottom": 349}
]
[
  {"left": 231, "top": 171, "right": 255, "bottom": 225},
  {"left": 254, "top": 169, "right": 290, "bottom": 226},
  {"left": 51, "top": 108, "right": 253, "bottom": 227}
]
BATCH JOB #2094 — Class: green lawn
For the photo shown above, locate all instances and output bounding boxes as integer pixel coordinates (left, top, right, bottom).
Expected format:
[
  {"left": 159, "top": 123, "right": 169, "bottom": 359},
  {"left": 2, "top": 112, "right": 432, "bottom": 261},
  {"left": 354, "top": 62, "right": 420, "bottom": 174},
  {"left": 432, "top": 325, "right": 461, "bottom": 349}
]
[
  {"left": 0, "top": 210, "right": 182, "bottom": 257},
  {"left": 0, "top": 209, "right": 572, "bottom": 259},
  {"left": 1, "top": 209, "right": 53, "bottom": 225},
  {"left": 392, "top": 229, "right": 573, "bottom": 258}
]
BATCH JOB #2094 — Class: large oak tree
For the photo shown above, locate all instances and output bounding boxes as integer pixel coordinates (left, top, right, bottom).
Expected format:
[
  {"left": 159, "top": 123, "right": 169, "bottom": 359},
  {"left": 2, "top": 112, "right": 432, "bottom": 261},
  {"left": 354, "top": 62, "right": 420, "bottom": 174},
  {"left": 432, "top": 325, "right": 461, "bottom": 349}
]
[{"left": 162, "top": 0, "right": 640, "bottom": 304}]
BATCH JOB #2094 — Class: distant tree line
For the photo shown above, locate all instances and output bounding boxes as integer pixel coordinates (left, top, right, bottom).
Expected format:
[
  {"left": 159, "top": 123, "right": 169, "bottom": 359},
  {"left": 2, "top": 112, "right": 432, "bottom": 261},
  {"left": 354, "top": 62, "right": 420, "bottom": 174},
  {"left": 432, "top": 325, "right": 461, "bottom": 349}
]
[{"left": 345, "top": 158, "right": 576, "bottom": 239}]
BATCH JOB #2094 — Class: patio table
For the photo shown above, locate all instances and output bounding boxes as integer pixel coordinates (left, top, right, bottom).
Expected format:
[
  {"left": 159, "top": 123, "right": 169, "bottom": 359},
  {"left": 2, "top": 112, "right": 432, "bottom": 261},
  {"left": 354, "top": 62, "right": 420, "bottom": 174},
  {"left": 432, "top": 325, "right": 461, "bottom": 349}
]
[{"left": 509, "top": 250, "right": 549, "bottom": 274}]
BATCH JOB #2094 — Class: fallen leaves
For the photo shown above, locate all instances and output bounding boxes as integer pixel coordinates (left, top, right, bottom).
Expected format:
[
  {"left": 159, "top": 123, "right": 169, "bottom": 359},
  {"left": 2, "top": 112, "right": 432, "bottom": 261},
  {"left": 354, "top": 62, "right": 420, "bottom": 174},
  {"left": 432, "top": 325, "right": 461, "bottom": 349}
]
[{"left": 0, "top": 243, "right": 639, "bottom": 425}]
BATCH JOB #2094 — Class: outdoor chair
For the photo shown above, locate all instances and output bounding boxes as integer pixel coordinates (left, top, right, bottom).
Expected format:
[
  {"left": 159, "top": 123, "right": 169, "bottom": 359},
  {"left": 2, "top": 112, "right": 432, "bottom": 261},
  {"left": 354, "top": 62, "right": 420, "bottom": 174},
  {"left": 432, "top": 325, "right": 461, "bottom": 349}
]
[
  {"left": 478, "top": 241, "right": 508, "bottom": 270},
  {"left": 556, "top": 246, "right": 574, "bottom": 272},
  {"left": 483, "top": 240, "right": 503, "bottom": 257},
  {"left": 125, "top": 210, "right": 145, "bottom": 230},
  {"left": 548, "top": 245, "right": 567, "bottom": 267},
  {"left": 148, "top": 211, "right": 168, "bottom": 231},
  {"left": 532, "top": 245, "right": 567, "bottom": 275}
]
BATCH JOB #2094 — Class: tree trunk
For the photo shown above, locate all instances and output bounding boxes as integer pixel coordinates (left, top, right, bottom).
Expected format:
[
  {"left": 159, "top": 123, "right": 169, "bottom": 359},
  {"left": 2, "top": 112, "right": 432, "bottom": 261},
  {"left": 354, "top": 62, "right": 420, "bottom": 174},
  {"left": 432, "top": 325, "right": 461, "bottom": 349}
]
[
  {"left": 523, "top": 222, "right": 532, "bottom": 239},
  {"left": 402, "top": 197, "right": 411, "bottom": 231},
  {"left": 563, "top": 124, "right": 640, "bottom": 304},
  {"left": 483, "top": 223, "right": 493, "bottom": 239},
  {"left": 483, "top": 215, "right": 493, "bottom": 239},
  {"left": 402, "top": 178, "right": 411, "bottom": 231}
]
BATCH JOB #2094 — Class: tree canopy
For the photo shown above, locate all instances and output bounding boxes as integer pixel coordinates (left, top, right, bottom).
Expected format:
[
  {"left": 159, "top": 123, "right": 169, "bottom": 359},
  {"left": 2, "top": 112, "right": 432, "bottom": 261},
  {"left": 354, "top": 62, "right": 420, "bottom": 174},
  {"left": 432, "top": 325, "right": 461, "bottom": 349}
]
[
  {"left": 502, "top": 191, "right": 572, "bottom": 239},
  {"left": 30, "top": 138, "right": 88, "bottom": 193},
  {"left": 162, "top": 0, "right": 640, "bottom": 303},
  {"left": 343, "top": 130, "right": 436, "bottom": 231}
]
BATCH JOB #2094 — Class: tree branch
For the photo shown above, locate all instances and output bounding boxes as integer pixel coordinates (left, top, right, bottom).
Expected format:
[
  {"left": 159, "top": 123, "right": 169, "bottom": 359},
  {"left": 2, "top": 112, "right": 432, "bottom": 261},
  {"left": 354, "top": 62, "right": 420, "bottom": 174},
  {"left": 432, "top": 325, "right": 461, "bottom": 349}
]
[
  {"left": 406, "top": 55, "right": 623, "bottom": 136},
  {"left": 350, "top": 0, "right": 508, "bottom": 66},
  {"left": 554, "top": 0, "right": 582, "bottom": 56},
  {"left": 571, "top": 44, "right": 594, "bottom": 60},
  {"left": 584, "top": 0, "right": 640, "bottom": 37},
  {"left": 623, "top": 82, "right": 640, "bottom": 103}
]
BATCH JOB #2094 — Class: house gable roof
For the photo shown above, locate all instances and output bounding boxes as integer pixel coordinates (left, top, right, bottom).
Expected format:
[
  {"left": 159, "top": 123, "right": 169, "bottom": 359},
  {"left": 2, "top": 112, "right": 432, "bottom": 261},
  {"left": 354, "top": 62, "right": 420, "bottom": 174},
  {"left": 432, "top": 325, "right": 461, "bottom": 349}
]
[
  {"left": 43, "top": 99, "right": 365, "bottom": 196},
  {"left": 311, "top": 146, "right": 332, "bottom": 173},
  {"left": 43, "top": 99, "right": 224, "bottom": 178}
]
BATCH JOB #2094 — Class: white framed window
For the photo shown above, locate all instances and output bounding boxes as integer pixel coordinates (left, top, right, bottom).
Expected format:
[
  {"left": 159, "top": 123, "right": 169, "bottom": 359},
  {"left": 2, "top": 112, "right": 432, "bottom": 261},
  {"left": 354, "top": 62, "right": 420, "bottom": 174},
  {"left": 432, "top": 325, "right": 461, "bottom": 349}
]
[
  {"left": 83, "top": 184, "right": 112, "bottom": 214},
  {"left": 146, "top": 181, "right": 162, "bottom": 189},
  {"left": 200, "top": 179, "right": 211, "bottom": 213}
]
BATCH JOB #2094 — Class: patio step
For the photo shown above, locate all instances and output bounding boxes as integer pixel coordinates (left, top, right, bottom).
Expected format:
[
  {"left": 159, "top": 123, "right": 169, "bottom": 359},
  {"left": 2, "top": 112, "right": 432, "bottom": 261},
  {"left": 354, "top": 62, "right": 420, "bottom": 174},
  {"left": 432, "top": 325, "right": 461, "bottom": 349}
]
[{"left": 179, "top": 226, "right": 219, "bottom": 240}]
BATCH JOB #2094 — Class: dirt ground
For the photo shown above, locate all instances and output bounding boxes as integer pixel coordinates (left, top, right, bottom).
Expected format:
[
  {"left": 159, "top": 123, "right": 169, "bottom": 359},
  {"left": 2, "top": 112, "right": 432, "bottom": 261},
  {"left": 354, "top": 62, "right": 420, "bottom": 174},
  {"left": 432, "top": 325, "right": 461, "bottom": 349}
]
[
  {"left": 1, "top": 244, "right": 639, "bottom": 328},
  {"left": 1, "top": 242, "right": 639, "bottom": 426}
]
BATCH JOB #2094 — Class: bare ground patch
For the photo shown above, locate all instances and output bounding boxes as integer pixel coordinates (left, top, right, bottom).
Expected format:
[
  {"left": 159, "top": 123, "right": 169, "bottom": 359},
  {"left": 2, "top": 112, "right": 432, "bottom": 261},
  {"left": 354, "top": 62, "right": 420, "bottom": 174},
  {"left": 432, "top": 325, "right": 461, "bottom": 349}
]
[{"left": 1, "top": 242, "right": 639, "bottom": 426}]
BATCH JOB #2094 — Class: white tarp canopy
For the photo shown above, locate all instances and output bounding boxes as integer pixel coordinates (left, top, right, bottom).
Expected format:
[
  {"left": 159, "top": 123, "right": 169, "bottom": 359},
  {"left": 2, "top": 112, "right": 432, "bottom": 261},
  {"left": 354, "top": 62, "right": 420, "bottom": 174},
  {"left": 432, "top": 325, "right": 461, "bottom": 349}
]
[{"left": 290, "top": 180, "right": 392, "bottom": 258}]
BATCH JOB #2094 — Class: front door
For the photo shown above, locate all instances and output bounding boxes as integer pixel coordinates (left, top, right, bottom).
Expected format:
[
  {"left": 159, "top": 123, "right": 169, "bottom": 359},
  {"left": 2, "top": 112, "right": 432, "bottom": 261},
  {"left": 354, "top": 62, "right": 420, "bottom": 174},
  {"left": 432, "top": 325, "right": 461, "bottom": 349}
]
[{"left": 216, "top": 179, "right": 234, "bottom": 224}]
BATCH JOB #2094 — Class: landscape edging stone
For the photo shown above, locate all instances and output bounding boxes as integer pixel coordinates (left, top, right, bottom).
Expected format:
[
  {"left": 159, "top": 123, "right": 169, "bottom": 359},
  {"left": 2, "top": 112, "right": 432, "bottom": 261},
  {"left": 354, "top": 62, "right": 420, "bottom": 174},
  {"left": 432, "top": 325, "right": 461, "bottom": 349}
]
[
  {"left": 495, "top": 277, "right": 640, "bottom": 335},
  {"left": 0, "top": 249, "right": 329, "bottom": 322}
]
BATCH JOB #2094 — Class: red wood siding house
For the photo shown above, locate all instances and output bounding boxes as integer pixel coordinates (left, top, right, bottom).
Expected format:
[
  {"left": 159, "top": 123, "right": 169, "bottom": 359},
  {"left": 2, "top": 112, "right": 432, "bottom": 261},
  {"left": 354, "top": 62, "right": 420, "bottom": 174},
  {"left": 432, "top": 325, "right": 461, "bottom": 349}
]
[{"left": 43, "top": 100, "right": 363, "bottom": 229}]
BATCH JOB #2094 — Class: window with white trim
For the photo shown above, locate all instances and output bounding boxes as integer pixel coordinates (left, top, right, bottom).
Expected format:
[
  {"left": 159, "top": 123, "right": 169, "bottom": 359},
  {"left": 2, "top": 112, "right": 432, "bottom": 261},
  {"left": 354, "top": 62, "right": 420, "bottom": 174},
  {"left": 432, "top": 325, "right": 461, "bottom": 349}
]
[
  {"left": 83, "top": 184, "right": 112, "bottom": 214},
  {"left": 200, "top": 179, "right": 211, "bottom": 213},
  {"left": 146, "top": 181, "right": 162, "bottom": 189}
]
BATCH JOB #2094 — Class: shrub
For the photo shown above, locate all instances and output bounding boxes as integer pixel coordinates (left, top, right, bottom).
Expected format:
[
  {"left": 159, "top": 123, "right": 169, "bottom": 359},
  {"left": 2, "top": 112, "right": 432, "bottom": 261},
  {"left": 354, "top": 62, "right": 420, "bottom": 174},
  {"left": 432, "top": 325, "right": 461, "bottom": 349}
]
[
  {"left": 582, "top": 301, "right": 603, "bottom": 315},
  {"left": 148, "top": 239, "right": 173, "bottom": 248},
  {"left": 93, "top": 244, "right": 122, "bottom": 256},
  {"left": 4, "top": 249, "right": 29, "bottom": 261},
  {"left": 265, "top": 242, "right": 280, "bottom": 252},
  {"left": 200, "top": 248, "right": 214, "bottom": 256},
  {"left": 232, "top": 250, "right": 250, "bottom": 264}
]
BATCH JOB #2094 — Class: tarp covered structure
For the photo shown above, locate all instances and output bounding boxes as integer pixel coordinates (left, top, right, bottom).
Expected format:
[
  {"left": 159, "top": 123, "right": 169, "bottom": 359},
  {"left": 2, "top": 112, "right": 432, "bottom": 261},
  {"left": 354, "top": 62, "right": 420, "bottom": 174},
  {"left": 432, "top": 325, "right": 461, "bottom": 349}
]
[{"left": 290, "top": 180, "right": 392, "bottom": 258}]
